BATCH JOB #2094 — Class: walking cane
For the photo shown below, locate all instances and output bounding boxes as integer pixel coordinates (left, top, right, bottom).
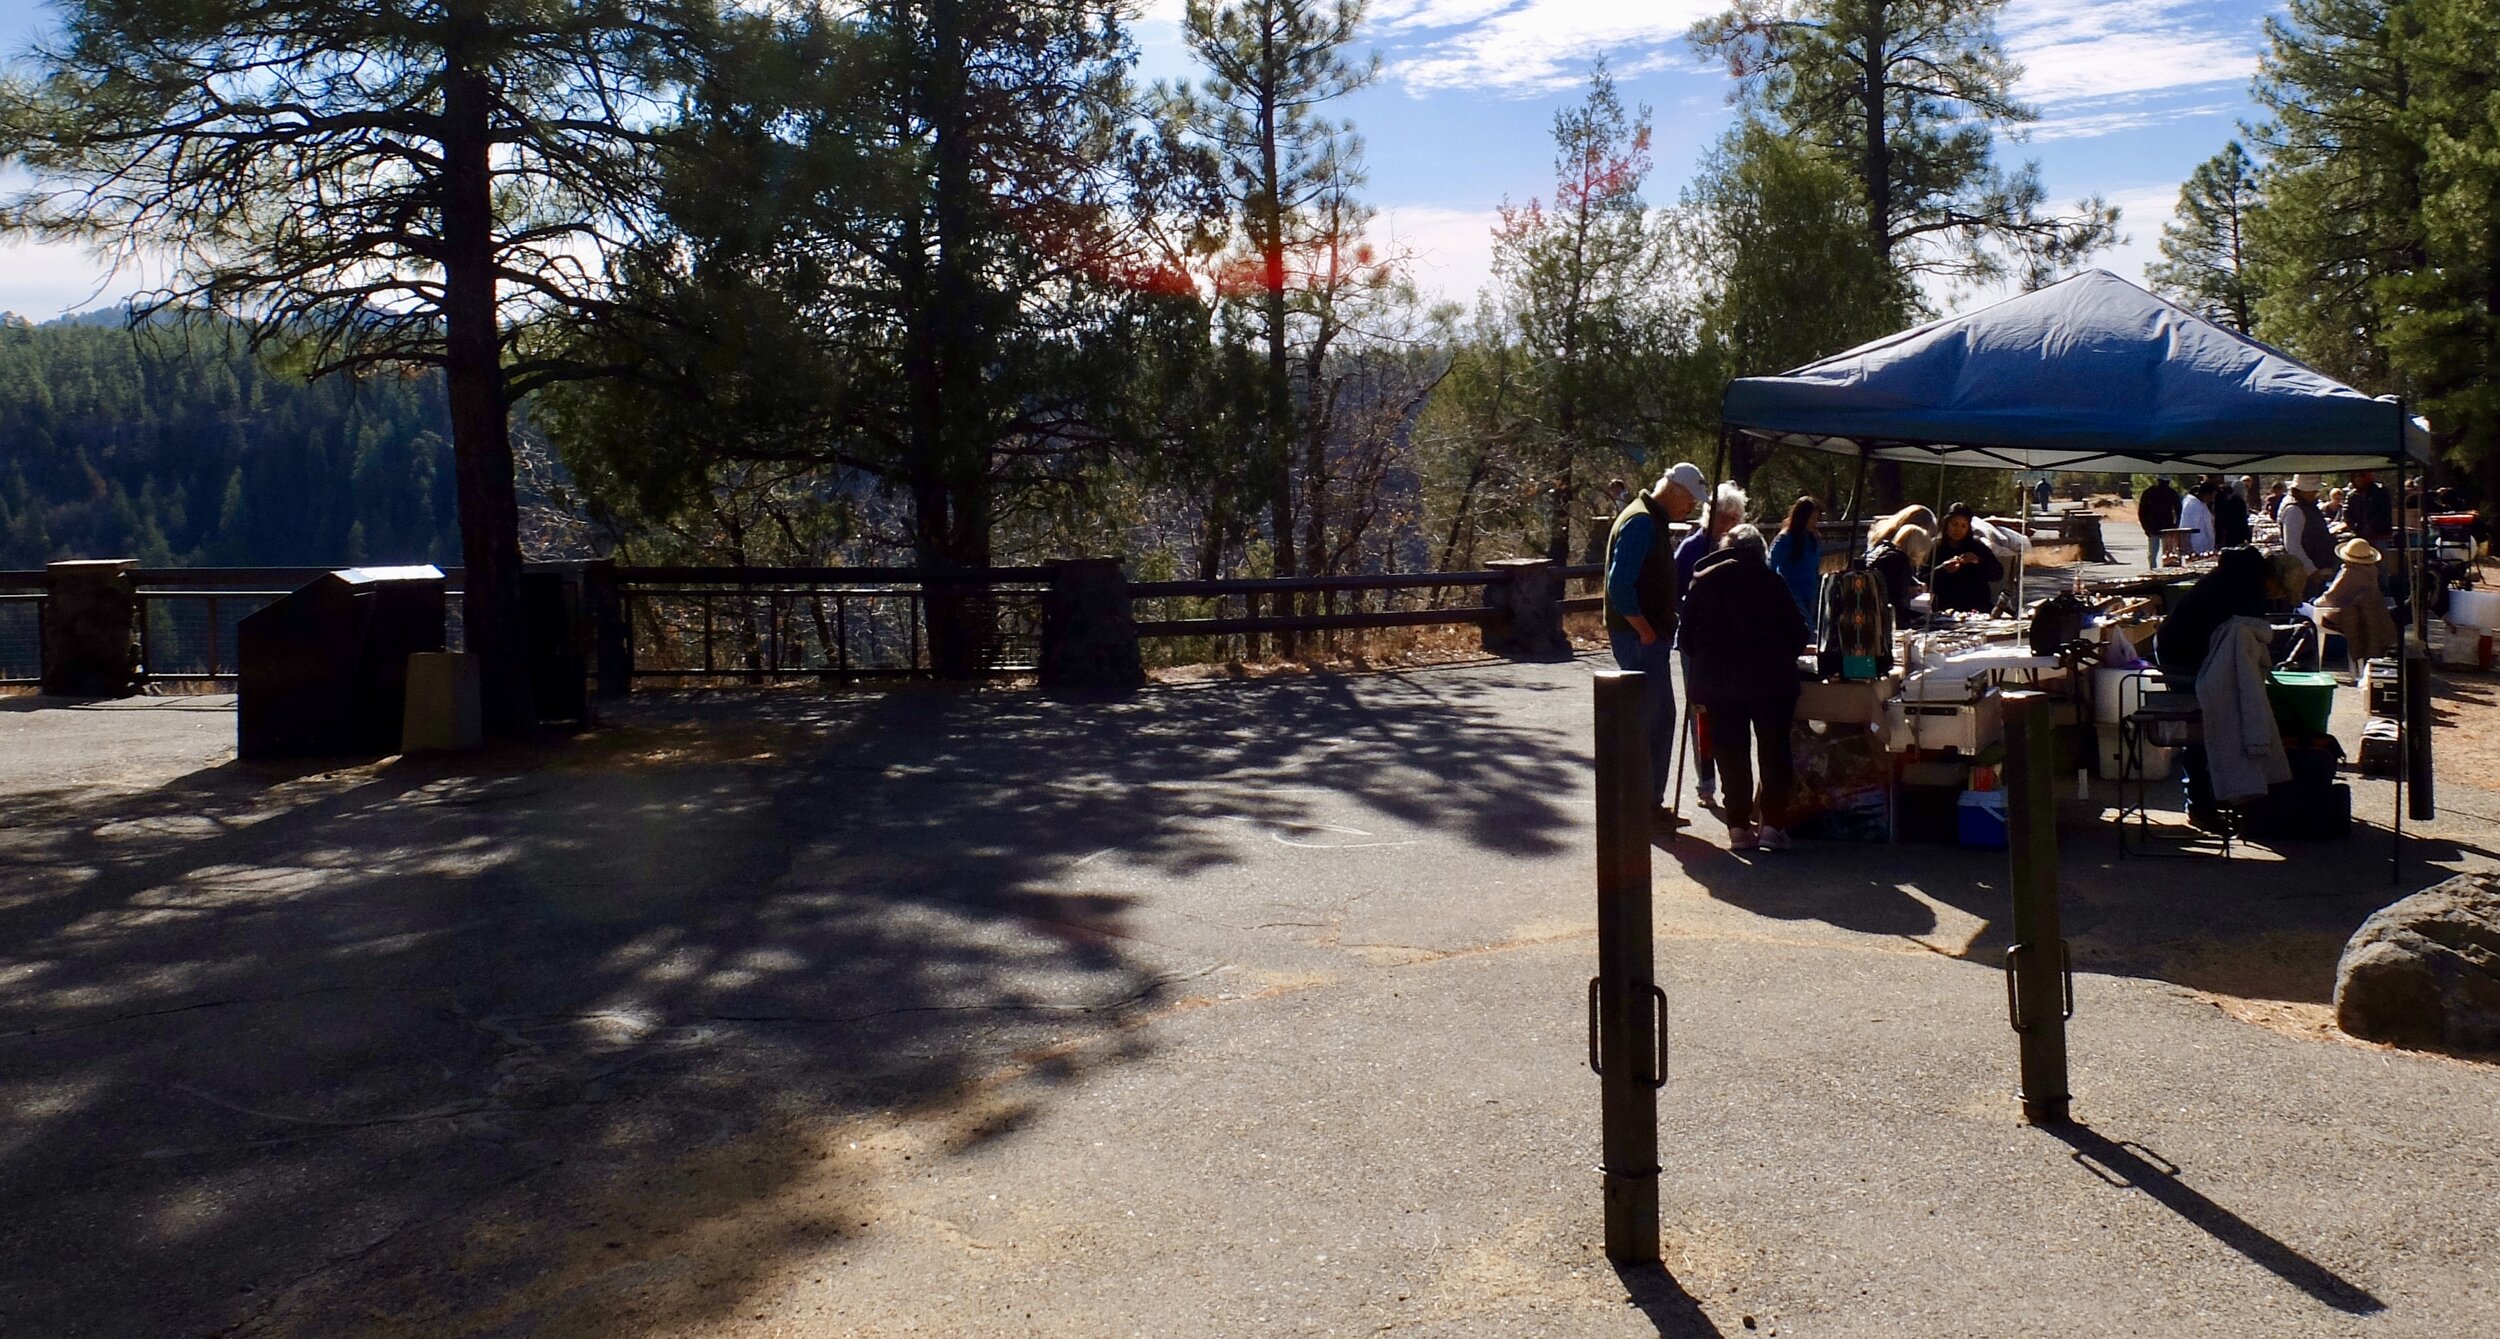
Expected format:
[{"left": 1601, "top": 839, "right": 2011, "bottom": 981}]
[{"left": 1665, "top": 698, "right": 1693, "bottom": 831}]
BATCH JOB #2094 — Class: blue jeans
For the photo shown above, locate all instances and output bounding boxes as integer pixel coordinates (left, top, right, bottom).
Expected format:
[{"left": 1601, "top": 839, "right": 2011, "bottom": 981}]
[{"left": 1609, "top": 629, "right": 1678, "bottom": 808}]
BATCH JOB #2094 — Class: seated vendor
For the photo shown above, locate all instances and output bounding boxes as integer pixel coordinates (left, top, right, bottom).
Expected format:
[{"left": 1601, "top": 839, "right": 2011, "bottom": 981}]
[
  {"left": 2316, "top": 537, "right": 2398, "bottom": 667},
  {"left": 1926, "top": 504, "right": 2004, "bottom": 613},
  {"left": 2152, "top": 547, "right": 2303, "bottom": 830},
  {"left": 1863, "top": 524, "right": 1932, "bottom": 622}
]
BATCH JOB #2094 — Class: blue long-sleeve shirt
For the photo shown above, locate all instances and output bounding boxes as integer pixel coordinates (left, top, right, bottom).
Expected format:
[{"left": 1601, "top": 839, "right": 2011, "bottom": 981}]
[
  {"left": 1767, "top": 528, "right": 1822, "bottom": 627},
  {"left": 1604, "top": 510, "right": 1655, "bottom": 617}
]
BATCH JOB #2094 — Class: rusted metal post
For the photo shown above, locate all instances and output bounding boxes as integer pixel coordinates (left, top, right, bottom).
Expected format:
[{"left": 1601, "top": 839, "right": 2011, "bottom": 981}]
[
  {"left": 2002, "top": 690, "right": 2071, "bottom": 1125},
  {"left": 1592, "top": 669, "right": 1664, "bottom": 1262}
]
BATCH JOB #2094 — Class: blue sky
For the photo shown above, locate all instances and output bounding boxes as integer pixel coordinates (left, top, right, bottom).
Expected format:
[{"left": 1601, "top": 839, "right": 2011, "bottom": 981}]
[{"left": 0, "top": 0, "right": 2280, "bottom": 319}]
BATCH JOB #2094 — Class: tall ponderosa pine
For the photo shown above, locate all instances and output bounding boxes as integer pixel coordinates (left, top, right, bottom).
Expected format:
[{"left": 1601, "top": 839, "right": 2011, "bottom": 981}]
[
  {"left": 2248, "top": 0, "right": 2500, "bottom": 486},
  {"left": 0, "top": 0, "right": 716, "bottom": 736},
  {"left": 1180, "top": 0, "right": 1378, "bottom": 595},
  {"left": 544, "top": 2, "right": 1196, "bottom": 676},
  {"left": 1487, "top": 67, "right": 1681, "bottom": 561},
  {"left": 1690, "top": 0, "right": 2118, "bottom": 293},
  {"left": 1690, "top": 0, "right": 2115, "bottom": 510},
  {"left": 2246, "top": 0, "right": 2426, "bottom": 393},
  {"left": 2148, "top": 141, "right": 2264, "bottom": 331},
  {"left": 2374, "top": 0, "right": 2500, "bottom": 479},
  {"left": 1684, "top": 118, "right": 1906, "bottom": 484}
]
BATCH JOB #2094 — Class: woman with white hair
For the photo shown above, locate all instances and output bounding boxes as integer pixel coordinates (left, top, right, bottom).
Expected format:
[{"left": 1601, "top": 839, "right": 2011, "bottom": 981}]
[
  {"left": 1862, "top": 523, "right": 1933, "bottom": 623},
  {"left": 1679, "top": 523, "right": 1809, "bottom": 851}
]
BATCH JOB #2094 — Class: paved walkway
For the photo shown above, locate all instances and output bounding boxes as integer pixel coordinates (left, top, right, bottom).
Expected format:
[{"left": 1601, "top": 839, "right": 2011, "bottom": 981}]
[{"left": 1, "top": 651, "right": 2496, "bottom": 1337}]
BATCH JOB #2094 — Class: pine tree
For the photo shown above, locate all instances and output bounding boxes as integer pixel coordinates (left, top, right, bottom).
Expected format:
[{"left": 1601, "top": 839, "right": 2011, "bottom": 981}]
[
  {"left": 1180, "top": 0, "right": 1378, "bottom": 591},
  {"left": 1485, "top": 67, "right": 1683, "bottom": 561},
  {"left": 2148, "top": 142, "right": 2265, "bottom": 331}
]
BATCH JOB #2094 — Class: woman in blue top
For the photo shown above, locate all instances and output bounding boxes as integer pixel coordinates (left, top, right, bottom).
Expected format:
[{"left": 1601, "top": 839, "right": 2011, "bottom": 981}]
[{"left": 1765, "top": 496, "right": 1823, "bottom": 635}]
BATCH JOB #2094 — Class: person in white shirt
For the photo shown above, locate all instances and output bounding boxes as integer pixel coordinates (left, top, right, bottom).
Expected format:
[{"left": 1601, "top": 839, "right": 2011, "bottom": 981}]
[{"left": 2179, "top": 480, "right": 2217, "bottom": 555}]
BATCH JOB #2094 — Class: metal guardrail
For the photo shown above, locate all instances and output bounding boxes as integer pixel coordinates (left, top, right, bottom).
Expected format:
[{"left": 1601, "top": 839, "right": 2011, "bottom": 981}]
[
  {"left": 613, "top": 571, "right": 1049, "bottom": 680},
  {"left": 4, "top": 559, "right": 1606, "bottom": 690},
  {"left": 0, "top": 591, "right": 42, "bottom": 684}
]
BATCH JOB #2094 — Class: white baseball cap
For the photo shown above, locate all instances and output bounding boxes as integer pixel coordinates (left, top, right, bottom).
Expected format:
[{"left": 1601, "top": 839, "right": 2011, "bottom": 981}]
[{"left": 1656, "top": 462, "right": 1707, "bottom": 500}]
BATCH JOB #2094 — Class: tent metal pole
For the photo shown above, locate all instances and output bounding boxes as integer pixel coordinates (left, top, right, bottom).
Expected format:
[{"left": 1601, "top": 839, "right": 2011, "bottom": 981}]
[{"left": 2393, "top": 408, "right": 2407, "bottom": 883}]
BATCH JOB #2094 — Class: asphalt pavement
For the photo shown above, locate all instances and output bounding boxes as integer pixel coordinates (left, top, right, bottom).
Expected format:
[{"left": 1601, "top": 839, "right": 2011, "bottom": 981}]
[{"left": 2, "top": 634, "right": 2496, "bottom": 1337}]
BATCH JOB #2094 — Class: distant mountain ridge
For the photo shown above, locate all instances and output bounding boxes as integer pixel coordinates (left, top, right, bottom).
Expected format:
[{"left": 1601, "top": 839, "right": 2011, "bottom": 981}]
[{"left": 0, "top": 314, "right": 459, "bottom": 569}]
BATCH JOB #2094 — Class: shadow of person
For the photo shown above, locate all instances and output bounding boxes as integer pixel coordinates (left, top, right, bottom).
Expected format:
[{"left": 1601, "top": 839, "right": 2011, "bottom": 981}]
[
  {"left": 1611, "top": 1260, "right": 1727, "bottom": 1337},
  {"left": 2047, "top": 1123, "right": 2385, "bottom": 1316}
]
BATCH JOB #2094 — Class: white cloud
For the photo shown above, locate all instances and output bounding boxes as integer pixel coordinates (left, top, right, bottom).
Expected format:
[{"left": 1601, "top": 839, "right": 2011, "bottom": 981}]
[
  {"left": 0, "top": 239, "right": 145, "bottom": 322},
  {"left": 2004, "top": 0, "right": 2260, "bottom": 103},
  {"left": 1385, "top": 0, "right": 1719, "bottom": 96},
  {"left": 1374, "top": 203, "right": 1503, "bottom": 305},
  {"left": 2024, "top": 102, "right": 2235, "bottom": 142}
]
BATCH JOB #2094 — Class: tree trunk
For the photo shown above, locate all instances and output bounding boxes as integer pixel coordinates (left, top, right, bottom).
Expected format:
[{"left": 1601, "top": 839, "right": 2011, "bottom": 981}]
[
  {"left": 914, "top": 0, "right": 990, "bottom": 680},
  {"left": 440, "top": 58, "right": 532, "bottom": 740},
  {"left": 1258, "top": 41, "right": 1296, "bottom": 656}
]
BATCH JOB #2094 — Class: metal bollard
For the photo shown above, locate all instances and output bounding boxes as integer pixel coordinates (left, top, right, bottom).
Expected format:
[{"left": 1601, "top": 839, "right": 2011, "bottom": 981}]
[
  {"left": 2001, "top": 690, "right": 2071, "bottom": 1125},
  {"left": 1591, "top": 670, "right": 1665, "bottom": 1262}
]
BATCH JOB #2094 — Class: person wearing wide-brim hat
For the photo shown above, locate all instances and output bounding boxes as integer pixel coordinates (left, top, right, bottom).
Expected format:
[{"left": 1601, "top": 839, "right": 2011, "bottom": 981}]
[
  {"left": 2279, "top": 474, "right": 2333, "bottom": 593},
  {"left": 2317, "top": 535, "right": 2397, "bottom": 666}
]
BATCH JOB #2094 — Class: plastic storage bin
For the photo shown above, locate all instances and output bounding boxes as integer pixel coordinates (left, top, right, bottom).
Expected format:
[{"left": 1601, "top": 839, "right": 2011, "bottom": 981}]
[
  {"left": 2265, "top": 670, "right": 2338, "bottom": 737},
  {"left": 1957, "top": 790, "right": 2008, "bottom": 849}
]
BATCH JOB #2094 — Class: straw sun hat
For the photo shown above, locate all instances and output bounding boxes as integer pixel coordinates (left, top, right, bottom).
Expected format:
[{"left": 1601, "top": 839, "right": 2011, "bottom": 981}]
[{"left": 2337, "top": 537, "right": 2382, "bottom": 565}]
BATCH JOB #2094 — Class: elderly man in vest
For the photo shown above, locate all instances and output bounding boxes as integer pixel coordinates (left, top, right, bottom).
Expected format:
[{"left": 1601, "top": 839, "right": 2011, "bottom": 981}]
[{"left": 1605, "top": 462, "right": 1708, "bottom": 827}]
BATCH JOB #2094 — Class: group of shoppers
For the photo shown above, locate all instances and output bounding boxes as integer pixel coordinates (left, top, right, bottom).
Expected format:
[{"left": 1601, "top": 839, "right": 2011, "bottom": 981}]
[{"left": 1603, "top": 463, "right": 1814, "bottom": 853}]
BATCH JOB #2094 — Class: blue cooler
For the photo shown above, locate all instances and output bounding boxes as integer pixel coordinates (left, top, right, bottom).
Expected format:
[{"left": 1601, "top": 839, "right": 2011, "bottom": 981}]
[{"left": 1957, "top": 790, "right": 2009, "bottom": 849}]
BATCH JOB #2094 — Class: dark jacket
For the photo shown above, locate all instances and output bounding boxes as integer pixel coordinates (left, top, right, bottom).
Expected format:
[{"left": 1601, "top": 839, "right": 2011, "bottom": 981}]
[
  {"left": 2156, "top": 547, "right": 2270, "bottom": 681},
  {"left": 2348, "top": 481, "right": 2394, "bottom": 541},
  {"left": 1678, "top": 546, "right": 1807, "bottom": 708},
  {"left": 1926, "top": 530, "right": 2003, "bottom": 613},
  {"left": 1864, "top": 541, "right": 1922, "bottom": 620},
  {"left": 1603, "top": 495, "right": 1678, "bottom": 640},
  {"left": 2290, "top": 497, "right": 2333, "bottom": 570},
  {"left": 2213, "top": 491, "right": 2252, "bottom": 549},
  {"left": 2139, "top": 481, "right": 2181, "bottom": 535}
]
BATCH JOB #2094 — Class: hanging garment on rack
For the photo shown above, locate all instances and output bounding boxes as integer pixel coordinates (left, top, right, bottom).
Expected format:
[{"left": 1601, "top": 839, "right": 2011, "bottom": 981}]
[{"left": 2195, "top": 615, "right": 2292, "bottom": 804}]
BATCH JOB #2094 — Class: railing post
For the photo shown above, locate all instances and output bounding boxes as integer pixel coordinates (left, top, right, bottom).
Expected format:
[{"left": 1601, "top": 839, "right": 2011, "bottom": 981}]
[
  {"left": 1040, "top": 557, "right": 1144, "bottom": 692},
  {"left": 40, "top": 559, "right": 142, "bottom": 698},
  {"left": 1482, "top": 557, "right": 1570, "bottom": 660},
  {"left": 1593, "top": 669, "right": 1663, "bottom": 1262},
  {"left": 2002, "top": 690, "right": 2071, "bottom": 1125}
]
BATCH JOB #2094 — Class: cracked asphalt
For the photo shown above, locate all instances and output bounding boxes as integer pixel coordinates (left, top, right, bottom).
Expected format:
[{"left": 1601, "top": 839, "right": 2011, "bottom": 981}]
[{"left": 3, "top": 657, "right": 2498, "bottom": 1337}]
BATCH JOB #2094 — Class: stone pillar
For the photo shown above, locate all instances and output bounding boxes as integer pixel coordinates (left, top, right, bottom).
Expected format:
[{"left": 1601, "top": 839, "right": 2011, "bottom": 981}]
[
  {"left": 41, "top": 559, "right": 141, "bottom": 698},
  {"left": 1040, "top": 558, "right": 1144, "bottom": 692},
  {"left": 1480, "top": 557, "right": 1569, "bottom": 660}
]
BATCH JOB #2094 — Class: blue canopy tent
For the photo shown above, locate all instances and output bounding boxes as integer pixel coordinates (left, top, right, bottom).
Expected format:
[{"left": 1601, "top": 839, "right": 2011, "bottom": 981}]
[
  {"left": 1720, "top": 270, "right": 2432, "bottom": 872},
  {"left": 1721, "top": 269, "right": 2430, "bottom": 475}
]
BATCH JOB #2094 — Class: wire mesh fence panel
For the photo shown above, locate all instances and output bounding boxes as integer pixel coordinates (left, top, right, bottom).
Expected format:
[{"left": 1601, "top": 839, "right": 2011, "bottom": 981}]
[
  {"left": 624, "top": 587, "right": 928, "bottom": 679},
  {"left": 138, "top": 593, "right": 281, "bottom": 679},
  {"left": 0, "top": 596, "right": 40, "bottom": 683}
]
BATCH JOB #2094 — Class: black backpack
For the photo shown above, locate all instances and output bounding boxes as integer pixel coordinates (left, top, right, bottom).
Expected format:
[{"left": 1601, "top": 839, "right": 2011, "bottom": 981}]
[{"left": 2028, "top": 592, "right": 2087, "bottom": 656}]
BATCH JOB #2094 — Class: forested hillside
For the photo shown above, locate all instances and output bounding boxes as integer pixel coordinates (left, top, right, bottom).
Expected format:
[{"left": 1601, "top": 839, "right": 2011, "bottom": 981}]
[{"left": 0, "top": 313, "right": 457, "bottom": 569}]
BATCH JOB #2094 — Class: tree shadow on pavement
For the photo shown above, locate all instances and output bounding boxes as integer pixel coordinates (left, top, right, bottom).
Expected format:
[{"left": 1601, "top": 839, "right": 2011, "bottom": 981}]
[
  {"left": 0, "top": 665, "right": 1582, "bottom": 1337},
  {"left": 2047, "top": 1122, "right": 2386, "bottom": 1316},
  {"left": 1661, "top": 784, "right": 2488, "bottom": 1014}
]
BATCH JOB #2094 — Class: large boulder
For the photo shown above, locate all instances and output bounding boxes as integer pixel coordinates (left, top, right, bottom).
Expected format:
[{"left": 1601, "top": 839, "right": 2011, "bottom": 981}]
[{"left": 2334, "top": 873, "right": 2500, "bottom": 1051}]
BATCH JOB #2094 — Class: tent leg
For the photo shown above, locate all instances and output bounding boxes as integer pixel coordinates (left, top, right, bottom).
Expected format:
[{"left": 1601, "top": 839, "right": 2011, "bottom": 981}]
[{"left": 2394, "top": 425, "right": 2408, "bottom": 884}]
